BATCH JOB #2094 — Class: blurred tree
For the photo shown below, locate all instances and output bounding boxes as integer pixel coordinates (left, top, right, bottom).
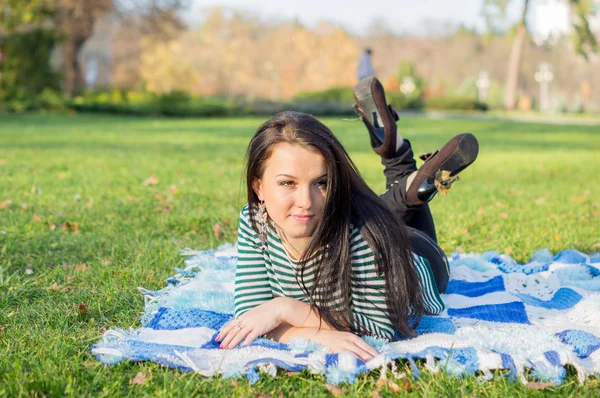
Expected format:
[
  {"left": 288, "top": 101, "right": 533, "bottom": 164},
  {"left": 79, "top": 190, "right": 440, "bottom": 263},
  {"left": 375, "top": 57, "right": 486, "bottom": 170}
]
[
  {"left": 483, "top": 0, "right": 598, "bottom": 110},
  {"left": 0, "top": 0, "right": 187, "bottom": 97}
]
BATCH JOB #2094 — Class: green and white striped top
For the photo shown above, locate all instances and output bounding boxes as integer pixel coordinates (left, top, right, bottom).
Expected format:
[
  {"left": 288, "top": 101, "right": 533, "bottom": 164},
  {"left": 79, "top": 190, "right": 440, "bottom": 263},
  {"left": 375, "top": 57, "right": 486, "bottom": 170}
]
[{"left": 234, "top": 204, "right": 445, "bottom": 340}]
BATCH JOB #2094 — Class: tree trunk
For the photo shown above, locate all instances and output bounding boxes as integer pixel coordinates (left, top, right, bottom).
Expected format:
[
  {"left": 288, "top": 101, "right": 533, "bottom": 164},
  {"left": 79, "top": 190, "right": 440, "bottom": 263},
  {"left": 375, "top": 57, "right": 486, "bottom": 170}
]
[
  {"left": 62, "top": 38, "right": 85, "bottom": 98},
  {"left": 503, "top": 0, "right": 529, "bottom": 110}
]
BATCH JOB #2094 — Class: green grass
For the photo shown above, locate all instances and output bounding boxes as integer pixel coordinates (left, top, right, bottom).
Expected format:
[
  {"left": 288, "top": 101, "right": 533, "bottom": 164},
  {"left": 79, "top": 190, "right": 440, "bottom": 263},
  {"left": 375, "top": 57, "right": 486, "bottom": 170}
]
[{"left": 0, "top": 113, "right": 599, "bottom": 397}]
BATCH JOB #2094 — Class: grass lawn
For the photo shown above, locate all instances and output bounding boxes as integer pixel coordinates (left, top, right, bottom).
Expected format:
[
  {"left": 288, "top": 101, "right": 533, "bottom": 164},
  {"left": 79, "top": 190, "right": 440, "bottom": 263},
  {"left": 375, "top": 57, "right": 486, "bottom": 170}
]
[{"left": 1, "top": 112, "right": 599, "bottom": 396}]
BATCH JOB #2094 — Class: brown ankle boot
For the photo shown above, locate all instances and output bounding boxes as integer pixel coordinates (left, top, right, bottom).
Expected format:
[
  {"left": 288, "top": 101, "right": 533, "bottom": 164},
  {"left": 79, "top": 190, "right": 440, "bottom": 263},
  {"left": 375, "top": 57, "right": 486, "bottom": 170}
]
[
  {"left": 406, "top": 133, "right": 479, "bottom": 205},
  {"left": 353, "top": 76, "right": 399, "bottom": 159}
]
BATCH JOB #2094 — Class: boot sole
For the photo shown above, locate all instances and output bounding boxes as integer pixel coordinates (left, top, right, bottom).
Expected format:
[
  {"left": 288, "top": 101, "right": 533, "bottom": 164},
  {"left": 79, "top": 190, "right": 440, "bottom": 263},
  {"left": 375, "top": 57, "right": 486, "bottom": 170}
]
[{"left": 435, "top": 133, "right": 479, "bottom": 177}]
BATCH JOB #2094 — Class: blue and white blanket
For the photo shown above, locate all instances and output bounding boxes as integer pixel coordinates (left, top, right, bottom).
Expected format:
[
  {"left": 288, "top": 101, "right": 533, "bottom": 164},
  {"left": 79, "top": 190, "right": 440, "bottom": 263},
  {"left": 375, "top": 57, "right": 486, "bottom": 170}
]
[{"left": 92, "top": 245, "right": 600, "bottom": 385}]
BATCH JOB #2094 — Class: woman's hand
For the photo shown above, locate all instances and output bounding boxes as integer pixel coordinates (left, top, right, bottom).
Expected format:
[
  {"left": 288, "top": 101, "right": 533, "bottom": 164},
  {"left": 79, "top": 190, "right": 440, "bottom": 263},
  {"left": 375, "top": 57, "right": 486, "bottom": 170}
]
[
  {"left": 309, "top": 329, "right": 379, "bottom": 361},
  {"left": 216, "top": 298, "right": 287, "bottom": 349}
]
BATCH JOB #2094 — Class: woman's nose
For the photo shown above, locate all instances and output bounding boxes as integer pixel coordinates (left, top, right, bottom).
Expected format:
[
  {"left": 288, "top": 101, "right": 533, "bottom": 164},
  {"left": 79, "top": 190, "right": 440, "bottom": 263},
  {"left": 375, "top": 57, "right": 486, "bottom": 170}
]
[{"left": 295, "top": 185, "right": 312, "bottom": 209}]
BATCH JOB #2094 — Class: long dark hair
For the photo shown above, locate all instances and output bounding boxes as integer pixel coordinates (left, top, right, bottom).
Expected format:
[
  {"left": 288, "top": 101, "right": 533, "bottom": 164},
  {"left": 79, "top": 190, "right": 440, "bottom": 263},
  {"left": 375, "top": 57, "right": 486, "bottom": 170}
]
[{"left": 245, "top": 111, "right": 424, "bottom": 338}]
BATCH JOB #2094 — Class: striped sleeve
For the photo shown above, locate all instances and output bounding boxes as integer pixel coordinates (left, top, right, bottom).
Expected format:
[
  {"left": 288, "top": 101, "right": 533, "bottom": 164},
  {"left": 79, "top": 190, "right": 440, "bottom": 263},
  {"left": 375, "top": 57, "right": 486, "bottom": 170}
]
[
  {"left": 234, "top": 205, "right": 274, "bottom": 317},
  {"left": 349, "top": 228, "right": 396, "bottom": 340},
  {"left": 412, "top": 254, "right": 445, "bottom": 315}
]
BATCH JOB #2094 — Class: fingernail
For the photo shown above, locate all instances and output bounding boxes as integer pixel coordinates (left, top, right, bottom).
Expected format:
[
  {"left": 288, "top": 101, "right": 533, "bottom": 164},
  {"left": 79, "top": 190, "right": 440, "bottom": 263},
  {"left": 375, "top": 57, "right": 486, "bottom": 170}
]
[
  {"left": 215, "top": 334, "right": 221, "bottom": 341},
  {"left": 219, "top": 344, "right": 224, "bottom": 349}
]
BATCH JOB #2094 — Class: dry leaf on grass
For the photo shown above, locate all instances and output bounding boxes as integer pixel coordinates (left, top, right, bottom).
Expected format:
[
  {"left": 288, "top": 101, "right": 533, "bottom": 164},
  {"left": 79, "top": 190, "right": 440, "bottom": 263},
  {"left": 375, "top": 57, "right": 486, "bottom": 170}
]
[
  {"left": 230, "top": 379, "right": 237, "bottom": 387},
  {"left": 170, "top": 185, "right": 179, "bottom": 195},
  {"left": 535, "top": 197, "right": 545, "bottom": 205},
  {"left": 325, "top": 384, "right": 343, "bottom": 396},
  {"left": 572, "top": 197, "right": 586, "bottom": 203},
  {"left": 127, "top": 196, "right": 140, "bottom": 202},
  {"left": 77, "top": 303, "right": 89, "bottom": 316},
  {"left": 213, "top": 223, "right": 223, "bottom": 239},
  {"left": 62, "top": 222, "right": 80, "bottom": 233},
  {"left": 370, "top": 391, "right": 382, "bottom": 398},
  {"left": 48, "top": 282, "right": 59, "bottom": 292},
  {"left": 525, "top": 381, "right": 555, "bottom": 390},
  {"left": 401, "top": 377, "right": 413, "bottom": 392},
  {"left": 477, "top": 207, "right": 485, "bottom": 215},
  {"left": 554, "top": 234, "right": 562, "bottom": 241},
  {"left": 593, "top": 242, "right": 600, "bottom": 249},
  {"left": 7, "top": 312, "right": 16, "bottom": 317},
  {"left": 387, "top": 380, "right": 400, "bottom": 393},
  {"left": 0, "top": 159, "right": 6, "bottom": 165},
  {"left": 129, "top": 371, "right": 149, "bottom": 385},
  {"left": 500, "top": 212, "right": 508, "bottom": 219},
  {"left": 142, "top": 175, "right": 159, "bottom": 186},
  {"left": 0, "top": 326, "right": 6, "bottom": 333},
  {"left": 74, "top": 262, "right": 88, "bottom": 272},
  {"left": 505, "top": 247, "right": 514, "bottom": 254},
  {"left": 154, "top": 194, "right": 165, "bottom": 201},
  {"left": 0, "top": 200, "right": 12, "bottom": 209},
  {"left": 33, "top": 214, "right": 42, "bottom": 222}
]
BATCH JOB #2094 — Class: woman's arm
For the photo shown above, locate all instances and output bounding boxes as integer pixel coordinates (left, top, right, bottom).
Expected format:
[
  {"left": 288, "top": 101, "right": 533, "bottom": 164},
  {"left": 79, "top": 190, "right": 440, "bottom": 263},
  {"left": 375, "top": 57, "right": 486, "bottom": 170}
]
[{"left": 268, "top": 324, "right": 378, "bottom": 361}]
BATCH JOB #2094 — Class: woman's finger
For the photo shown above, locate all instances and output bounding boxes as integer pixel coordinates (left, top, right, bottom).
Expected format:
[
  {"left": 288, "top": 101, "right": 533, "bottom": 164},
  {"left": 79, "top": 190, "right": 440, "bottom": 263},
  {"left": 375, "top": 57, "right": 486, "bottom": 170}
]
[
  {"left": 219, "top": 324, "right": 243, "bottom": 348},
  {"left": 225, "top": 326, "right": 252, "bottom": 349},
  {"left": 241, "top": 330, "right": 260, "bottom": 346},
  {"left": 354, "top": 338, "right": 379, "bottom": 358}
]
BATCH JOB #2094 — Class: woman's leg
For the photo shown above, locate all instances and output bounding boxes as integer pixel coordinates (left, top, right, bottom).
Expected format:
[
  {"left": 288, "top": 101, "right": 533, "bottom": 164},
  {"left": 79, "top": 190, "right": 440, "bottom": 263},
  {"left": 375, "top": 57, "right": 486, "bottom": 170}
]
[{"left": 377, "top": 139, "right": 438, "bottom": 242}]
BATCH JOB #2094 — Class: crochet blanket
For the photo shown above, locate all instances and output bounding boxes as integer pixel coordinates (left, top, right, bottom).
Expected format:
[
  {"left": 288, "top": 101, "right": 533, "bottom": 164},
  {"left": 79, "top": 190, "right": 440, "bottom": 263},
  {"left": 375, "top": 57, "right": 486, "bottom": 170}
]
[{"left": 92, "top": 245, "right": 600, "bottom": 385}]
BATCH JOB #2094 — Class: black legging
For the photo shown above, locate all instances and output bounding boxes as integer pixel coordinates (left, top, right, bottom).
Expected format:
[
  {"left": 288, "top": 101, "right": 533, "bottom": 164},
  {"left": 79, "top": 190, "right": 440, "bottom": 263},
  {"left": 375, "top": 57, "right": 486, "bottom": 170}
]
[{"left": 379, "top": 139, "right": 450, "bottom": 293}]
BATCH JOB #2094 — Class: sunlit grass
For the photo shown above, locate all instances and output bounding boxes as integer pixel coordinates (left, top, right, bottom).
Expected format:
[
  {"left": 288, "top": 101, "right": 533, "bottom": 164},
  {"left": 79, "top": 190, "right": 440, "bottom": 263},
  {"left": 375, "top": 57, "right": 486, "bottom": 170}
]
[{"left": 0, "top": 113, "right": 598, "bottom": 396}]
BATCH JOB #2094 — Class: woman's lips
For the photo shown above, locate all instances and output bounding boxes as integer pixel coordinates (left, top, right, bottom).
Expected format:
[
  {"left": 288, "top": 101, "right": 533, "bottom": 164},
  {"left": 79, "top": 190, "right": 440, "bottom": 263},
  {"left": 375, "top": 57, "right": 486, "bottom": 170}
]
[{"left": 291, "top": 215, "right": 313, "bottom": 223}]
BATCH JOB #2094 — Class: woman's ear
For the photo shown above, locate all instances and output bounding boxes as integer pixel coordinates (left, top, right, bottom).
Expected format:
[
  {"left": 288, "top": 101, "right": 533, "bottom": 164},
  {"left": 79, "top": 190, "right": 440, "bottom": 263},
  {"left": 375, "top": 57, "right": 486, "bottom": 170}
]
[{"left": 252, "top": 178, "right": 263, "bottom": 201}]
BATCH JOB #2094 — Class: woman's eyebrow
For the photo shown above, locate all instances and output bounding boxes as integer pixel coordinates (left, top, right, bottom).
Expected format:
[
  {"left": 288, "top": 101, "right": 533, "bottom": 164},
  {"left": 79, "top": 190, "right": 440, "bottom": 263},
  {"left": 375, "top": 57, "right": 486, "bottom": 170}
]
[{"left": 275, "top": 173, "right": 328, "bottom": 179}]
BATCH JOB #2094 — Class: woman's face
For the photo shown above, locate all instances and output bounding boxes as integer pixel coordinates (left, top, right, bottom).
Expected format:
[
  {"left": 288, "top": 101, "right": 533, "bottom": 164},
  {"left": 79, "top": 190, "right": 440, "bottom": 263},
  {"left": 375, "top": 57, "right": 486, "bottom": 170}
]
[{"left": 253, "top": 143, "right": 327, "bottom": 242}]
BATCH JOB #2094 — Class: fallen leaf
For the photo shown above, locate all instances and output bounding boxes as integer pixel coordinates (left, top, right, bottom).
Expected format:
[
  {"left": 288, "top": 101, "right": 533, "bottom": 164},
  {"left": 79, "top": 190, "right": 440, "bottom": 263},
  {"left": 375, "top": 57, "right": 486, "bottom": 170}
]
[
  {"left": 21, "top": 203, "right": 28, "bottom": 210},
  {"left": 74, "top": 263, "right": 88, "bottom": 272},
  {"left": 0, "top": 326, "right": 6, "bottom": 333},
  {"left": 535, "top": 197, "right": 545, "bottom": 205},
  {"left": 554, "top": 234, "right": 561, "bottom": 241},
  {"left": 48, "top": 282, "right": 59, "bottom": 292},
  {"left": 48, "top": 222, "right": 56, "bottom": 231},
  {"left": 154, "top": 194, "right": 165, "bottom": 201},
  {"left": 375, "top": 376, "right": 387, "bottom": 389},
  {"left": 77, "top": 302, "right": 89, "bottom": 316},
  {"left": 102, "top": 257, "right": 112, "bottom": 266},
  {"left": 62, "top": 222, "right": 80, "bottom": 233},
  {"left": 142, "top": 175, "right": 159, "bottom": 186},
  {"left": 155, "top": 204, "right": 174, "bottom": 212},
  {"left": 67, "top": 275, "right": 75, "bottom": 281},
  {"left": 129, "top": 371, "right": 148, "bottom": 385},
  {"left": 0, "top": 159, "right": 6, "bottom": 165},
  {"left": 477, "top": 207, "right": 485, "bottom": 215},
  {"left": 257, "top": 394, "right": 272, "bottom": 398},
  {"left": 213, "top": 223, "right": 223, "bottom": 239},
  {"left": 387, "top": 380, "right": 400, "bottom": 393},
  {"left": 33, "top": 214, "right": 42, "bottom": 222},
  {"left": 85, "top": 198, "right": 94, "bottom": 208},
  {"left": 525, "top": 381, "right": 555, "bottom": 390},
  {"left": 500, "top": 212, "right": 508, "bottom": 219},
  {"left": 593, "top": 211, "right": 600, "bottom": 217},
  {"left": 572, "top": 197, "right": 586, "bottom": 203},
  {"left": 495, "top": 202, "right": 505, "bottom": 208},
  {"left": 325, "top": 384, "right": 343, "bottom": 397},
  {"left": 456, "top": 246, "right": 464, "bottom": 253},
  {"left": 0, "top": 200, "right": 12, "bottom": 209},
  {"left": 593, "top": 242, "right": 600, "bottom": 249},
  {"left": 7, "top": 312, "right": 16, "bottom": 317},
  {"left": 170, "top": 185, "right": 179, "bottom": 195},
  {"left": 285, "top": 371, "right": 299, "bottom": 376},
  {"left": 230, "top": 379, "right": 237, "bottom": 387},
  {"left": 584, "top": 190, "right": 591, "bottom": 197},
  {"left": 505, "top": 246, "right": 513, "bottom": 254},
  {"left": 401, "top": 377, "right": 413, "bottom": 392},
  {"left": 370, "top": 391, "right": 382, "bottom": 398}
]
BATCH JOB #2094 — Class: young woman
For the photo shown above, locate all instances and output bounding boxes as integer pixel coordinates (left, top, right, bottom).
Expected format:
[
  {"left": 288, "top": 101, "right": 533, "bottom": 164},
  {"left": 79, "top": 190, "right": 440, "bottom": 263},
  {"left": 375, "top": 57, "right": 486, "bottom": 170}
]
[{"left": 216, "top": 77, "right": 479, "bottom": 361}]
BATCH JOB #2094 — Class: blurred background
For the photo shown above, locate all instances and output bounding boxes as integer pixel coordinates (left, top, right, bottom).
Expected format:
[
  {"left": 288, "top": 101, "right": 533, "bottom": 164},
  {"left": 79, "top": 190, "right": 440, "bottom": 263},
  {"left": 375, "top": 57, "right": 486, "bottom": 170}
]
[{"left": 1, "top": 0, "right": 599, "bottom": 116}]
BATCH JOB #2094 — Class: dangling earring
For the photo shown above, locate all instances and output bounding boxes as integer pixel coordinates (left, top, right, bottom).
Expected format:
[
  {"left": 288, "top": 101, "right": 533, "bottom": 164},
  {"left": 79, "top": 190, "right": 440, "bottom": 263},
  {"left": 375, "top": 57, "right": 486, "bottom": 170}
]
[{"left": 257, "top": 200, "right": 268, "bottom": 247}]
